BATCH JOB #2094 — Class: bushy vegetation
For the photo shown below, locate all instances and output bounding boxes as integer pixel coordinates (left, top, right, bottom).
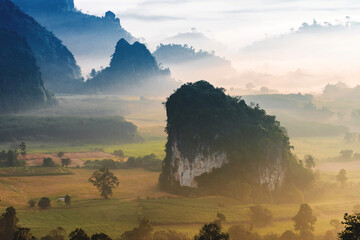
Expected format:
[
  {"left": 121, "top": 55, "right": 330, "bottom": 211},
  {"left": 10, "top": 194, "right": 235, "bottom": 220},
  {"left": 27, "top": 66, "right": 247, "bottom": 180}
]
[
  {"left": 0, "top": 115, "right": 140, "bottom": 144},
  {"left": 0, "top": 149, "right": 25, "bottom": 167},
  {"left": 249, "top": 205, "right": 273, "bottom": 227},
  {"left": 83, "top": 154, "right": 162, "bottom": 172}
]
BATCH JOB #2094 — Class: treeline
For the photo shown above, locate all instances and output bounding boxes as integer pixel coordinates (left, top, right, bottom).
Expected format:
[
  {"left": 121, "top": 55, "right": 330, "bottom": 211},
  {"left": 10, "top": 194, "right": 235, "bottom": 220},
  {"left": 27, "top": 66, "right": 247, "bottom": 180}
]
[
  {"left": 0, "top": 115, "right": 141, "bottom": 144},
  {"left": 83, "top": 154, "right": 162, "bottom": 172},
  {"left": 0, "top": 204, "right": 356, "bottom": 240}
]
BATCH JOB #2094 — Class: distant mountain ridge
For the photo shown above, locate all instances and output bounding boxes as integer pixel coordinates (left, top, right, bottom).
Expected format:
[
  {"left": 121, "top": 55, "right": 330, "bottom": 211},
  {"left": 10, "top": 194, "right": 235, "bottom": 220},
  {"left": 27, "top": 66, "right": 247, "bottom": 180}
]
[
  {"left": 0, "top": 29, "right": 57, "bottom": 113},
  {"left": 86, "top": 39, "right": 178, "bottom": 95},
  {"left": 0, "top": 0, "right": 83, "bottom": 93},
  {"left": 11, "top": 0, "right": 136, "bottom": 73},
  {"left": 153, "top": 43, "right": 235, "bottom": 83}
]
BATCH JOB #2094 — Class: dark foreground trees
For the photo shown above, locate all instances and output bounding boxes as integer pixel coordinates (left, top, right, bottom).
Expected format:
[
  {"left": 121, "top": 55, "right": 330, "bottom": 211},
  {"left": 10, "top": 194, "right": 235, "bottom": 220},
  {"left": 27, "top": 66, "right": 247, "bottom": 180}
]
[
  {"left": 0, "top": 207, "right": 18, "bottom": 240},
  {"left": 194, "top": 222, "right": 229, "bottom": 240},
  {"left": 88, "top": 168, "right": 119, "bottom": 199},
  {"left": 338, "top": 213, "right": 360, "bottom": 240}
]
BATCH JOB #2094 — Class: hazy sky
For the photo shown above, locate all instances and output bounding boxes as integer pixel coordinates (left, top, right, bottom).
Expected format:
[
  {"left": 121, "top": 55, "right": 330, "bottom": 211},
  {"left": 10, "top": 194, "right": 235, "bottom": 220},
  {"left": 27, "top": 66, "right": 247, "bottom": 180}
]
[
  {"left": 75, "top": 0, "right": 360, "bottom": 48},
  {"left": 74, "top": 0, "right": 360, "bottom": 92}
]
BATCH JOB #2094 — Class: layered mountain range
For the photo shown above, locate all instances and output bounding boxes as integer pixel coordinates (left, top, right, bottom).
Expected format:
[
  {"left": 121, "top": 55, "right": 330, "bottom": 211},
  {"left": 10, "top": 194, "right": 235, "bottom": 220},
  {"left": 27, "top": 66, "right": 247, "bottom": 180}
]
[
  {"left": 0, "top": 0, "right": 82, "bottom": 93},
  {"left": 12, "top": 0, "right": 136, "bottom": 73}
]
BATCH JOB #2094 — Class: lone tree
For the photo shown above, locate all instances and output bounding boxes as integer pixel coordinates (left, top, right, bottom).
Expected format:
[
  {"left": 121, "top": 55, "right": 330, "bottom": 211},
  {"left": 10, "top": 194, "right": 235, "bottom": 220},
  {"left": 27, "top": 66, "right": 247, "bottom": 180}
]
[
  {"left": 337, "top": 169, "right": 348, "bottom": 185},
  {"left": 88, "top": 168, "right": 119, "bottom": 199},
  {"left": 61, "top": 158, "right": 72, "bottom": 168},
  {"left": 57, "top": 152, "right": 65, "bottom": 159},
  {"left": 339, "top": 213, "right": 360, "bottom": 240},
  {"left": 194, "top": 221, "right": 229, "bottom": 240},
  {"left": 292, "top": 204, "right": 317, "bottom": 234},
  {"left": 38, "top": 197, "right": 51, "bottom": 209},
  {"left": 19, "top": 142, "right": 26, "bottom": 160},
  {"left": 65, "top": 195, "right": 71, "bottom": 206},
  {"left": 304, "top": 155, "right": 315, "bottom": 169}
]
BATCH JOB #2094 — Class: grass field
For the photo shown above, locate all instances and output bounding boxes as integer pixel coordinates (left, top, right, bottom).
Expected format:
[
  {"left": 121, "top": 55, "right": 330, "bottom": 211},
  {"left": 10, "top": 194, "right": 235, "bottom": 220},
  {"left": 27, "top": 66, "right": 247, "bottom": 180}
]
[
  {"left": 290, "top": 136, "right": 360, "bottom": 161},
  {"left": 0, "top": 168, "right": 358, "bottom": 239}
]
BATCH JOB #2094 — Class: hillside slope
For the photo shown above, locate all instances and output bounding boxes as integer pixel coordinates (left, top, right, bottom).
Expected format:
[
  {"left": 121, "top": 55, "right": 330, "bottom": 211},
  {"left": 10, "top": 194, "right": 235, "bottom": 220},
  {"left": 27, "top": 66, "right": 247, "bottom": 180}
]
[
  {"left": 0, "top": 0, "right": 82, "bottom": 93},
  {"left": 0, "top": 29, "right": 57, "bottom": 113}
]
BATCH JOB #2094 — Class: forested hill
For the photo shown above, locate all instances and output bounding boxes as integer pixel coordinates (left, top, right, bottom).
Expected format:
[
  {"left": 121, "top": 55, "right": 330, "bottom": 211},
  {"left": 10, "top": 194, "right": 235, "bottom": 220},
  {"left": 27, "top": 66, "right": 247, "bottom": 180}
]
[
  {"left": 0, "top": 0, "right": 82, "bottom": 93},
  {"left": 0, "top": 29, "right": 57, "bottom": 113},
  {"left": 85, "top": 39, "right": 178, "bottom": 95}
]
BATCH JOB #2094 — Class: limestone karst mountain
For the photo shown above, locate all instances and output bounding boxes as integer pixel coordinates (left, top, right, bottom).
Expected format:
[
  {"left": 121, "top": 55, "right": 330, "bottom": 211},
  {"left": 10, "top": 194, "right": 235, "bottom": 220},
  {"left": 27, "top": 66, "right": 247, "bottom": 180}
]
[
  {"left": 0, "top": 29, "right": 57, "bottom": 113},
  {"left": 0, "top": 0, "right": 83, "bottom": 93},
  {"left": 11, "top": 0, "right": 135, "bottom": 73},
  {"left": 86, "top": 39, "right": 178, "bottom": 95},
  {"left": 159, "top": 81, "right": 313, "bottom": 200}
]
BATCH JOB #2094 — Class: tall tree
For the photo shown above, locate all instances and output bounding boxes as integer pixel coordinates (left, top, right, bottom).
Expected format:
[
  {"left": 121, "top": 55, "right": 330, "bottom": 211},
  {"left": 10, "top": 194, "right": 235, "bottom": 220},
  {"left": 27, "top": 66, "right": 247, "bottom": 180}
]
[
  {"left": 88, "top": 168, "right": 119, "bottom": 199},
  {"left": 0, "top": 206, "right": 19, "bottom": 240},
  {"left": 61, "top": 158, "right": 71, "bottom": 168},
  {"left": 19, "top": 142, "right": 27, "bottom": 160},
  {"left": 292, "top": 204, "right": 317, "bottom": 234},
  {"left": 336, "top": 169, "right": 348, "bottom": 185}
]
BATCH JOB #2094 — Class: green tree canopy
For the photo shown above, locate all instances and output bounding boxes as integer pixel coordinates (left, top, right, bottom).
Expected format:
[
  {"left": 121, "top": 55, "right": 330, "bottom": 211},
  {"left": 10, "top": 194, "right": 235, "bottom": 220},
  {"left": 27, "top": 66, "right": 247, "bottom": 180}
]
[{"left": 88, "top": 168, "right": 119, "bottom": 199}]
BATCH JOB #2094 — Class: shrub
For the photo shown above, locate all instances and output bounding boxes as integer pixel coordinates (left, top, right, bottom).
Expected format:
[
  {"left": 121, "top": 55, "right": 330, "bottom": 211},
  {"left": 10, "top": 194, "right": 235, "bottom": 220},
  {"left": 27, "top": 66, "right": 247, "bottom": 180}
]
[
  {"left": 65, "top": 195, "right": 71, "bottom": 206},
  {"left": 216, "top": 213, "right": 226, "bottom": 222},
  {"left": 194, "top": 222, "right": 229, "bottom": 240},
  {"left": 69, "top": 228, "right": 90, "bottom": 240},
  {"left": 28, "top": 199, "right": 36, "bottom": 208},
  {"left": 38, "top": 197, "right": 51, "bottom": 209},
  {"left": 227, "top": 224, "right": 261, "bottom": 240},
  {"left": 91, "top": 233, "right": 112, "bottom": 240},
  {"left": 280, "top": 230, "right": 297, "bottom": 240},
  {"left": 249, "top": 205, "right": 273, "bottom": 227},
  {"left": 42, "top": 158, "right": 56, "bottom": 167}
]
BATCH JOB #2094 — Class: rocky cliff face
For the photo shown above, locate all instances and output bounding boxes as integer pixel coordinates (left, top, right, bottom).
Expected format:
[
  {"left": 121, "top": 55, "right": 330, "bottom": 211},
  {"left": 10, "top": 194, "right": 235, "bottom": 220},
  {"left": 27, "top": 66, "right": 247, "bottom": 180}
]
[
  {"left": 169, "top": 140, "right": 228, "bottom": 187},
  {"left": 0, "top": 29, "right": 57, "bottom": 113},
  {"left": 0, "top": 0, "right": 82, "bottom": 93},
  {"left": 160, "top": 81, "right": 289, "bottom": 193}
]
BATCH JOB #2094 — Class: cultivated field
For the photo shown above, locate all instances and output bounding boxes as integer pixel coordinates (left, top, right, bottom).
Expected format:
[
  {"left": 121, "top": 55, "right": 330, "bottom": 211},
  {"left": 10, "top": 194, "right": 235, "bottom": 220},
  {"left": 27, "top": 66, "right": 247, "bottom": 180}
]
[{"left": 0, "top": 167, "right": 359, "bottom": 239}]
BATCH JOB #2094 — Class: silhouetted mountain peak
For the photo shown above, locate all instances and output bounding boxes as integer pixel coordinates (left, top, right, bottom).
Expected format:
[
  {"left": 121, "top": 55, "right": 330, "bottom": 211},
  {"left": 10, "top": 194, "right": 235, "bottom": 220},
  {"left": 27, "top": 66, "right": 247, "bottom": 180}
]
[
  {"left": 85, "top": 38, "right": 178, "bottom": 95},
  {"left": 109, "top": 39, "right": 158, "bottom": 72}
]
